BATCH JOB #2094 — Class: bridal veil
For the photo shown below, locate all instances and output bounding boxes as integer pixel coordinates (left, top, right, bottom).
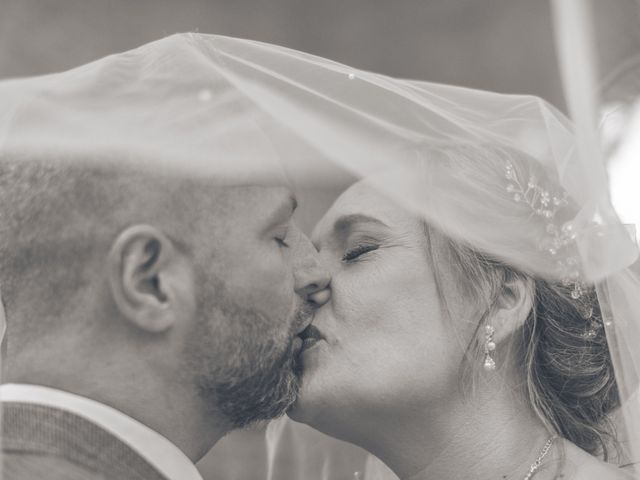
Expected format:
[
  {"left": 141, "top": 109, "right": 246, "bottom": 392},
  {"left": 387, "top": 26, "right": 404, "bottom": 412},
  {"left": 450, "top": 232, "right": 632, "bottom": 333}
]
[{"left": 0, "top": 15, "right": 638, "bottom": 479}]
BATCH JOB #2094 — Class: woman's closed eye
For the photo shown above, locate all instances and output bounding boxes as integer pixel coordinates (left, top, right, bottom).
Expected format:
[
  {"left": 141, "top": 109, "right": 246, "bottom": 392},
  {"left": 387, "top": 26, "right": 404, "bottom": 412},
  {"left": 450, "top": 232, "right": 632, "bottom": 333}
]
[{"left": 342, "top": 243, "right": 379, "bottom": 262}]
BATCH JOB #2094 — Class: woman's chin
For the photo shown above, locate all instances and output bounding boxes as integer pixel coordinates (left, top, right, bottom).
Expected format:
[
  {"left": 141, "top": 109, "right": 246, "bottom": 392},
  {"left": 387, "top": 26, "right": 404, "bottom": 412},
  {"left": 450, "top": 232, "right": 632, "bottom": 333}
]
[
  {"left": 299, "top": 337, "right": 327, "bottom": 370},
  {"left": 289, "top": 340, "right": 330, "bottom": 422},
  {"left": 287, "top": 383, "right": 316, "bottom": 423}
]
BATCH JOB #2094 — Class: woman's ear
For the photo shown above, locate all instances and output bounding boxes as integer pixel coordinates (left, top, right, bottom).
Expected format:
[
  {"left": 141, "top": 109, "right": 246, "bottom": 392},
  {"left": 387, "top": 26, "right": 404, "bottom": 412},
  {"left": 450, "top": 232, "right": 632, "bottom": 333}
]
[
  {"left": 491, "top": 272, "right": 534, "bottom": 344},
  {"left": 107, "top": 224, "right": 195, "bottom": 333}
]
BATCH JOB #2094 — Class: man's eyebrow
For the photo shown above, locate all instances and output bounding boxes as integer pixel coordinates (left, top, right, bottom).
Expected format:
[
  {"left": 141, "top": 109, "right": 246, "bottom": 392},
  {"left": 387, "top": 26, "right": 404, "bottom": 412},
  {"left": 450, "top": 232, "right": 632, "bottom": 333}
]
[{"left": 333, "top": 214, "right": 389, "bottom": 233}]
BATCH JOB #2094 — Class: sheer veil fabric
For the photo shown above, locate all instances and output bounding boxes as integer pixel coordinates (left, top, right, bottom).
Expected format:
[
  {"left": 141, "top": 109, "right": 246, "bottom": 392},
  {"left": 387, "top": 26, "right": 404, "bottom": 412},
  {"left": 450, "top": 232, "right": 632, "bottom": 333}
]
[{"left": 0, "top": 32, "right": 638, "bottom": 478}]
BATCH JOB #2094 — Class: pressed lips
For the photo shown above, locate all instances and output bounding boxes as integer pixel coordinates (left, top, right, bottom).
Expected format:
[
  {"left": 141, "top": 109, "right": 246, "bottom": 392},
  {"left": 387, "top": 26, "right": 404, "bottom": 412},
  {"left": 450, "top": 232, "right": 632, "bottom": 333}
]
[{"left": 297, "top": 324, "right": 324, "bottom": 351}]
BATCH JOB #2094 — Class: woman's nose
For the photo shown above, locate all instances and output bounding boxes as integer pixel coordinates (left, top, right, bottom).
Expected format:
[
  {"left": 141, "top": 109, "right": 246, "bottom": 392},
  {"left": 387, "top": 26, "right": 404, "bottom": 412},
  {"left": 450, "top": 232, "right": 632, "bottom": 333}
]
[{"left": 308, "top": 287, "right": 331, "bottom": 306}]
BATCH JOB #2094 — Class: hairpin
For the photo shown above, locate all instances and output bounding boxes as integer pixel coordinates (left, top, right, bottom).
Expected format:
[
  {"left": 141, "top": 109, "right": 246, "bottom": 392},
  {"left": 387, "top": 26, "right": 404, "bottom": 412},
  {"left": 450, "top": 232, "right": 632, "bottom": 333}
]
[{"left": 505, "top": 162, "right": 598, "bottom": 336}]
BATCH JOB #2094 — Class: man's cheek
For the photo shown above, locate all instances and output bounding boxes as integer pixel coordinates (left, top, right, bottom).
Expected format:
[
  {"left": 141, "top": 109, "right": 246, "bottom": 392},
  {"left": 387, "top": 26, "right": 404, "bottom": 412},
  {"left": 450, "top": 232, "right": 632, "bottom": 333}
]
[{"left": 258, "top": 249, "right": 295, "bottom": 291}]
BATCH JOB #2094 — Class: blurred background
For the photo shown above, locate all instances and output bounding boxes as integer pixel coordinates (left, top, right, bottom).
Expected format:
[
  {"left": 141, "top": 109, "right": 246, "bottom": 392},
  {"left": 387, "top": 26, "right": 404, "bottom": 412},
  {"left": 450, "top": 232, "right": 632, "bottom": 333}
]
[
  {"left": 1, "top": 1, "right": 638, "bottom": 479},
  {"left": 0, "top": 0, "right": 564, "bottom": 104}
]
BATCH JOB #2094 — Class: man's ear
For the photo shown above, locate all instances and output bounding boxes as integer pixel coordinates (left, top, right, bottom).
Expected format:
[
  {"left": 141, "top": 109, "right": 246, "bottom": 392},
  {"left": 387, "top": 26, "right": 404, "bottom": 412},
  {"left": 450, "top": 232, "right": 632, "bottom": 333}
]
[
  {"left": 107, "top": 225, "right": 195, "bottom": 333},
  {"left": 491, "top": 272, "right": 534, "bottom": 344}
]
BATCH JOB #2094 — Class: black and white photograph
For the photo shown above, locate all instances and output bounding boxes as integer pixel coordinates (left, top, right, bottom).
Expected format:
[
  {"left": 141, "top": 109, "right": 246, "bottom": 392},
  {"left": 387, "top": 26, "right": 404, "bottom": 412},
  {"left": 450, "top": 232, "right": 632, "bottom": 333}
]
[{"left": 1, "top": 1, "right": 640, "bottom": 479}]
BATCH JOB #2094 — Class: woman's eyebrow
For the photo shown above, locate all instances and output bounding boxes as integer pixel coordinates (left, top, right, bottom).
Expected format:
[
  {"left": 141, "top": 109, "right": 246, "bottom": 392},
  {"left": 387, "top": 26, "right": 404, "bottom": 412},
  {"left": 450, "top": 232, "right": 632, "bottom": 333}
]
[{"left": 333, "top": 214, "right": 389, "bottom": 234}]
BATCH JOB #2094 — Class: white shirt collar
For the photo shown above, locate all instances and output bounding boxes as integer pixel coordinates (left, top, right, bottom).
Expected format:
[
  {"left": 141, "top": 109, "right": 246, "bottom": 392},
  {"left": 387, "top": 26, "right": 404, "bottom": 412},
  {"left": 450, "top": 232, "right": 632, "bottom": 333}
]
[{"left": 0, "top": 383, "right": 203, "bottom": 480}]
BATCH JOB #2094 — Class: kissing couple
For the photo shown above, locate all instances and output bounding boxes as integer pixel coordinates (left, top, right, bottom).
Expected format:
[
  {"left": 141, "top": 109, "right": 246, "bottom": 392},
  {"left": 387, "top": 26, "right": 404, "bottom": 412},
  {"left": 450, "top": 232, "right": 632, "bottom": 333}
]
[{"left": 1, "top": 34, "right": 638, "bottom": 480}]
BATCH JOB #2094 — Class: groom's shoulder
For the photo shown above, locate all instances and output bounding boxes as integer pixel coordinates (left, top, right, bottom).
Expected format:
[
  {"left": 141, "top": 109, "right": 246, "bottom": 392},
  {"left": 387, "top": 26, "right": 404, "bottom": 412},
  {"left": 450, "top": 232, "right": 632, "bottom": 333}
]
[
  {"left": 2, "top": 401, "right": 168, "bottom": 480},
  {"left": 3, "top": 452, "right": 107, "bottom": 480}
]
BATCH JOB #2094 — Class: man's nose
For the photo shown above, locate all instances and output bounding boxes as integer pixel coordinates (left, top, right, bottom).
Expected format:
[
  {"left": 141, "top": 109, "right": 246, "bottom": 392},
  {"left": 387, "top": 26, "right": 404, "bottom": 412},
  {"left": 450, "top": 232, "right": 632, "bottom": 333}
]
[{"left": 293, "top": 232, "right": 331, "bottom": 306}]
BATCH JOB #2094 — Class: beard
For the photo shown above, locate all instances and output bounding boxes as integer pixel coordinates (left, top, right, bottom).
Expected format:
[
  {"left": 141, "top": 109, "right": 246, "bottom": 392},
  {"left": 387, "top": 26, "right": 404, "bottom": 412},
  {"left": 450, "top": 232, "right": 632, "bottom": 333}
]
[{"left": 185, "top": 275, "right": 310, "bottom": 429}]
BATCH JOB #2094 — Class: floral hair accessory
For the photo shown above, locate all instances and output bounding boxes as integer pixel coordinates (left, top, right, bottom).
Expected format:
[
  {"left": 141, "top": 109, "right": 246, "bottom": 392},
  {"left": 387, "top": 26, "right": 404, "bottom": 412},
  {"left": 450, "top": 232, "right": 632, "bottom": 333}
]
[{"left": 505, "top": 161, "right": 599, "bottom": 338}]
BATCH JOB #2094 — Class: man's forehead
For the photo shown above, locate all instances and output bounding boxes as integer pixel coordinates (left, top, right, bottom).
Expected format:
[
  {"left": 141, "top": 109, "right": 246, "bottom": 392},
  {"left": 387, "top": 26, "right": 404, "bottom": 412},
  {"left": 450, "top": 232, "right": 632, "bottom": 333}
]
[
  {"left": 212, "top": 184, "right": 295, "bottom": 215},
  {"left": 223, "top": 184, "right": 293, "bottom": 199}
]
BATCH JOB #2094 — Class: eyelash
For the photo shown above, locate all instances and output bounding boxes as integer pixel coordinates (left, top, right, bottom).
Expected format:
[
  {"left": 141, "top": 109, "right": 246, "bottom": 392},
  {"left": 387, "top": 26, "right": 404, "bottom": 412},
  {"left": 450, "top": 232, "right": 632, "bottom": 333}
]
[
  {"left": 342, "top": 244, "right": 379, "bottom": 262},
  {"left": 275, "top": 235, "right": 289, "bottom": 248},
  {"left": 274, "top": 227, "right": 290, "bottom": 248}
]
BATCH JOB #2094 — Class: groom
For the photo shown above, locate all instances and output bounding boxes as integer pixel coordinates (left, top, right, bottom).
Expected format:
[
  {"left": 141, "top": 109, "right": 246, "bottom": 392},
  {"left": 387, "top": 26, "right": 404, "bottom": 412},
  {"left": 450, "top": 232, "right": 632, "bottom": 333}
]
[{"left": 0, "top": 34, "right": 330, "bottom": 480}]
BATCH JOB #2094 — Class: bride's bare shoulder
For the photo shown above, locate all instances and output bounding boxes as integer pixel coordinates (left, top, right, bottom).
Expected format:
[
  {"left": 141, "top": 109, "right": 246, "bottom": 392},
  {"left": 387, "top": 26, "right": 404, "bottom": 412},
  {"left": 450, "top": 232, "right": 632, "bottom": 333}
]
[
  {"left": 557, "top": 441, "right": 635, "bottom": 480},
  {"left": 572, "top": 463, "right": 636, "bottom": 480}
]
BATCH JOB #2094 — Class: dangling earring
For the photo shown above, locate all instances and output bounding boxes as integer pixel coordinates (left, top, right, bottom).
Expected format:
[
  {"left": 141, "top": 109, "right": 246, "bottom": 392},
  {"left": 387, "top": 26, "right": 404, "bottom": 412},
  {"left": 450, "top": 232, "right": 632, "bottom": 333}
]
[{"left": 483, "top": 324, "right": 496, "bottom": 371}]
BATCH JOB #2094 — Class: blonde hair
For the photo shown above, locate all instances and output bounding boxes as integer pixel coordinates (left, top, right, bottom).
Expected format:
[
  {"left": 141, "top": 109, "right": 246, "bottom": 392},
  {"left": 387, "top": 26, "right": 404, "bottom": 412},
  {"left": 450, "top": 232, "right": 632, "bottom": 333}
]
[{"left": 418, "top": 144, "right": 620, "bottom": 459}]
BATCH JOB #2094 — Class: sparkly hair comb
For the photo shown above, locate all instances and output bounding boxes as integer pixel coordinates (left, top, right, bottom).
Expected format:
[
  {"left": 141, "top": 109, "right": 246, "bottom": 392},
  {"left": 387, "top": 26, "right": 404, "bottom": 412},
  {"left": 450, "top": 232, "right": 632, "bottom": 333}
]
[{"left": 505, "top": 161, "right": 599, "bottom": 338}]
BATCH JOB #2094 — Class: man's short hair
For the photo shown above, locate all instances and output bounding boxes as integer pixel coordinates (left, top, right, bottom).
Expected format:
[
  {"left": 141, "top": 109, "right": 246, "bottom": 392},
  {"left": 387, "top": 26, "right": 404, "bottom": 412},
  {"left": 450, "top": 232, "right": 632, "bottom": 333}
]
[{"left": 0, "top": 156, "right": 219, "bottom": 318}]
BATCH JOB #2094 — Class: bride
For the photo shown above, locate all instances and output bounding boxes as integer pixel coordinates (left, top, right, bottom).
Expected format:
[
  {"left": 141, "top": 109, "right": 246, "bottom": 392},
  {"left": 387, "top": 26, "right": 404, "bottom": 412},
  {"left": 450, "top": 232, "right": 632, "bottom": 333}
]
[
  {"left": 188, "top": 18, "right": 638, "bottom": 478},
  {"left": 289, "top": 145, "right": 636, "bottom": 480}
]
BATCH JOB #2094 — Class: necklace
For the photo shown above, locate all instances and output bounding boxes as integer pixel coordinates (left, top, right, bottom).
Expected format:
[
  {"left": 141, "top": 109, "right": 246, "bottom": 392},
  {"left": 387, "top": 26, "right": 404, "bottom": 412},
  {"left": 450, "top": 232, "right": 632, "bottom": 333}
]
[
  {"left": 353, "top": 435, "right": 558, "bottom": 480},
  {"left": 522, "top": 435, "right": 557, "bottom": 480}
]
